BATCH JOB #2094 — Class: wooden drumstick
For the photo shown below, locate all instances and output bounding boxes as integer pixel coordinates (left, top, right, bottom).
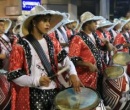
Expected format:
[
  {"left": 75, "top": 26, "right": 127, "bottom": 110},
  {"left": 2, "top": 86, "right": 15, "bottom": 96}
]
[{"left": 50, "top": 65, "right": 70, "bottom": 79}]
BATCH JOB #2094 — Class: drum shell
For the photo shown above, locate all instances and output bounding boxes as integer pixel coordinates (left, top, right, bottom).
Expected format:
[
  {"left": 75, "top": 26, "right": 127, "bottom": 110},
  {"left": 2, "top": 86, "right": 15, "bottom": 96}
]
[
  {"left": 103, "top": 67, "right": 129, "bottom": 110},
  {"left": 0, "top": 75, "right": 11, "bottom": 110}
]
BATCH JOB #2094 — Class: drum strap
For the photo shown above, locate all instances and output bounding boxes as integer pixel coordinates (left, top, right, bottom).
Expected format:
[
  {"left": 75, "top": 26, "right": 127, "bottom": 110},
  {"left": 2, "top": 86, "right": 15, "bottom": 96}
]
[
  {"left": 58, "top": 27, "right": 68, "bottom": 43},
  {"left": 25, "top": 34, "right": 55, "bottom": 78},
  {"left": 109, "top": 30, "right": 114, "bottom": 44},
  {"left": 25, "top": 34, "right": 63, "bottom": 88}
]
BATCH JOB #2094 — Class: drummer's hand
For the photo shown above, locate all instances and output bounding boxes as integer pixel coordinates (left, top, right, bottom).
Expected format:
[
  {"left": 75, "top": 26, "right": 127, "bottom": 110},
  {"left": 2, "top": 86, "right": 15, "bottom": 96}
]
[
  {"left": 39, "top": 75, "right": 51, "bottom": 87},
  {"left": 69, "top": 75, "right": 81, "bottom": 93},
  {"left": 88, "top": 63, "right": 98, "bottom": 72},
  {"left": 123, "top": 43, "right": 130, "bottom": 48},
  {"left": 112, "top": 46, "right": 117, "bottom": 54},
  {"left": 101, "top": 38, "right": 109, "bottom": 44}
]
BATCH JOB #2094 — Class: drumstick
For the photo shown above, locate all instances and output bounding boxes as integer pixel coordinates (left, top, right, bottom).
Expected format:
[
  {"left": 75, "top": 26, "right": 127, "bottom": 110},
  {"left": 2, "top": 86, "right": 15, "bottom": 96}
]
[{"left": 50, "top": 65, "right": 70, "bottom": 79}]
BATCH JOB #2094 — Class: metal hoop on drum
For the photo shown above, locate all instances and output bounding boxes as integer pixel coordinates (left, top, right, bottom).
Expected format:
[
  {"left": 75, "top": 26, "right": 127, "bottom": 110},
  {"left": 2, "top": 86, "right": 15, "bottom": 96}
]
[
  {"left": 103, "top": 66, "right": 130, "bottom": 110},
  {"left": 54, "top": 87, "right": 106, "bottom": 110},
  {"left": 0, "top": 69, "right": 11, "bottom": 110}
]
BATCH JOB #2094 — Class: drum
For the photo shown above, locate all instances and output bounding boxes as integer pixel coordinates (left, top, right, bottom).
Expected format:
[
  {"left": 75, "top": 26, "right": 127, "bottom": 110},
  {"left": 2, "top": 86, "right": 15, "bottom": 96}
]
[
  {"left": 112, "top": 52, "right": 130, "bottom": 66},
  {"left": 0, "top": 74, "right": 11, "bottom": 110},
  {"left": 54, "top": 87, "right": 106, "bottom": 110},
  {"left": 127, "top": 62, "right": 130, "bottom": 77},
  {"left": 113, "top": 52, "right": 130, "bottom": 77},
  {"left": 103, "top": 66, "right": 130, "bottom": 110}
]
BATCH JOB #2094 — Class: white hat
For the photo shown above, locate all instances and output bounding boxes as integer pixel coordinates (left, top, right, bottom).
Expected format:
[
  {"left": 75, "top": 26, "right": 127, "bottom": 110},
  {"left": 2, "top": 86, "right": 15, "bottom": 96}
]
[
  {"left": 13, "top": 15, "right": 27, "bottom": 34},
  {"left": 108, "top": 18, "right": 121, "bottom": 30},
  {"left": 79, "top": 11, "right": 103, "bottom": 30},
  {"left": 20, "top": 5, "right": 65, "bottom": 36},
  {"left": 62, "top": 12, "right": 70, "bottom": 19},
  {"left": 97, "top": 19, "right": 113, "bottom": 28},
  {"left": 119, "top": 18, "right": 130, "bottom": 32},
  {"left": 0, "top": 18, "right": 12, "bottom": 33}
]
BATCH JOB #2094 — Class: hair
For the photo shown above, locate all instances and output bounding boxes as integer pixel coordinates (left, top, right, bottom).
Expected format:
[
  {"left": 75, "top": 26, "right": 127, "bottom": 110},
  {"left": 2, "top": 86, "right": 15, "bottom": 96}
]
[
  {"left": 0, "top": 20, "right": 5, "bottom": 22},
  {"left": 28, "top": 14, "right": 52, "bottom": 33}
]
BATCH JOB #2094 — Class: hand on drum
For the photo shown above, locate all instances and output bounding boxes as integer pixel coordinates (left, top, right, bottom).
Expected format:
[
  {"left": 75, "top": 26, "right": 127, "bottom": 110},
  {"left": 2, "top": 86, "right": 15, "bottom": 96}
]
[
  {"left": 123, "top": 43, "right": 130, "bottom": 48},
  {"left": 69, "top": 74, "right": 81, "bottom": 93},
  {"left": 112, "top": 46, "right": 117, "bottom": 54},
  {"left": 39, "top": 75, "right": 51, "bottom": 87}
]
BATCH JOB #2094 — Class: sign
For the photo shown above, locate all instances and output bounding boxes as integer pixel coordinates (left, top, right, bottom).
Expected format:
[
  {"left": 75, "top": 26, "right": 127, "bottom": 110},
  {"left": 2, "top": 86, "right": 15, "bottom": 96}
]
[{"left": 22, "top": 0, "right": 41, "bottom": 11}]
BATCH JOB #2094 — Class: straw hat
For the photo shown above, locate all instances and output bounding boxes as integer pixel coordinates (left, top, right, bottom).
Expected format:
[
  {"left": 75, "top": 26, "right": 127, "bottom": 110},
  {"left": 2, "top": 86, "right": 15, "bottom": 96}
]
[
  {"left": 79, "top": 11, "right": 103, "bottom": 30},
  {"left": 0, "top": 18, "right": 12, "bottom": 33},
  {"left": 62, "top": 12, "right": 70, "bottom": 19},
  {"left": 119, "top": 18, "right": 130, "bottom": 32},
  {"left": 97, "top": 19, "right": 113, "bottom": 28},
  {"left": 108, "top": 18, "right": 121, "bottom": 30},
  {"left": 13, "top": 15, "right": 27, "bottom": 34},
  {"left": 20, "top": 5, "right": 65, "bottom": 36}
]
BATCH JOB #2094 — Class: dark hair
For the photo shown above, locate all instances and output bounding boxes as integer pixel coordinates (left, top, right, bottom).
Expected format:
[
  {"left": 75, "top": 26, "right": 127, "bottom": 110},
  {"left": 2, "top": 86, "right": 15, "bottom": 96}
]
[
  {"left": 0, "top": 20, "right": 5, "bottom": 22},
  {"left": 28, "top": 14, "right": 52, "bottom": 33}
]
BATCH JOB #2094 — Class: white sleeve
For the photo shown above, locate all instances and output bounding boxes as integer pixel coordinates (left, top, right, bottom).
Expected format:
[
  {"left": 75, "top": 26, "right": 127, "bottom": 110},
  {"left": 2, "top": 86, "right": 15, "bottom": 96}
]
[
  {"left": 117, "top": 45, "right": 124, "bottom": 50},
  {"left": 13, "top": 75, "right": 40, "bottom": 87},
  {"left": 60, "top": 56, "right": 77, "bottom": 75}
]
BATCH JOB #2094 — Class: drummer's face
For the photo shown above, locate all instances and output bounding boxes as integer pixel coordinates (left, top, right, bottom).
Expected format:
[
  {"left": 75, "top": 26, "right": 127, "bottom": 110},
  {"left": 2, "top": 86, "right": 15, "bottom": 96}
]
[
  {"left": 0, "top": 21, "right": 5, "bottom": 35},
  {"left": 88, "top": 20, "right": 97, "bottom": 32}
]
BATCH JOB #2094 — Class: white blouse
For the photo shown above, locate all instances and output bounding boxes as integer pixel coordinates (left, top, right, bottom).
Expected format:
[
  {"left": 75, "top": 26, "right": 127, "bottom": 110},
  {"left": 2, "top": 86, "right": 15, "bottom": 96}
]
[{"left": 13, "top": 38, "right": 77, "bottom": 90}]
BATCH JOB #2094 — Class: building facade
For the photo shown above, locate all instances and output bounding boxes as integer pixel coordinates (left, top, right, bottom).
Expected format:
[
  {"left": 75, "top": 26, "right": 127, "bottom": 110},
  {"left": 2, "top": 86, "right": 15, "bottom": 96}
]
[{"left": 0, "top": 0, "right": 129, "bottom": 20}]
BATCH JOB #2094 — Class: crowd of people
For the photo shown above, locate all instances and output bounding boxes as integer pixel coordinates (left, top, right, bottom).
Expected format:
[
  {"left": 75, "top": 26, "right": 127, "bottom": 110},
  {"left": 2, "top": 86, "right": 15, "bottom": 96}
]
[{"left": 1, "top": 5, "right": 130, "bottom": 110}]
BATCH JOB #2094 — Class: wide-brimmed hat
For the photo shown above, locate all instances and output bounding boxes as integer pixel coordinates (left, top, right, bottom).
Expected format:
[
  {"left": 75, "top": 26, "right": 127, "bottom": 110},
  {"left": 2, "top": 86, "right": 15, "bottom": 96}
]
[
  {"left": 0, "top": 18, "right": 12, "bottom": 33},
  {"left": 62, "top": 12, "right": 70, "bottom": 19},
  {"left": 97, "top": 19, "right": 113, "bottom": 29},
  {"left": 119, "top": 18, "right": 130, "bottom": 32},
  {"left": 79, "top": 11, "right": 103, "bottom": 30},
  {"left": 13, "top": 15, "right": 27, "bottom": 34},
  {"left": 20, "top": 5, "right": 65, "bottom": 36},
  {"left": 108, "top": 18, "right": 121, "bottom": 30}
]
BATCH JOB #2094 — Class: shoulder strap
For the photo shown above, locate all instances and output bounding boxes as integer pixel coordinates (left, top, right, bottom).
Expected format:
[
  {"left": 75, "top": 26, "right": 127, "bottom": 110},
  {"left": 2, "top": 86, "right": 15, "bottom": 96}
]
[
  {"left": 25, "top": 34, "right": 55, "bottom": 77},
  {"left": 58, "top": 27, "right": 68, "bottom": 43}
]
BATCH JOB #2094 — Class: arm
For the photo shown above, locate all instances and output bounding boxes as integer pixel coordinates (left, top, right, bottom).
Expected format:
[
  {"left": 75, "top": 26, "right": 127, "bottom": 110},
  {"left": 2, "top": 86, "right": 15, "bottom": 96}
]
[
  {"left": 0, "top": 53, "right": 6, "bottom": 59},
  {"left": 8, "top": 44, "right": 43, "bottom": 87}
]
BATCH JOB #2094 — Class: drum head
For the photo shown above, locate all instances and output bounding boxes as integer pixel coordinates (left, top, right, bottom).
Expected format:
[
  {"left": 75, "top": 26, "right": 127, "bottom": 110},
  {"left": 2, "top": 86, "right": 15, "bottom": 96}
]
[
  {"left": 105, "top": 66, "right": 124, "bottom": 79},
  {"left": 55, "top": 87, "right": 100, "bottom": 110},
  {"left": 113, "top": 52, "right": 130, "bottom": 66}
]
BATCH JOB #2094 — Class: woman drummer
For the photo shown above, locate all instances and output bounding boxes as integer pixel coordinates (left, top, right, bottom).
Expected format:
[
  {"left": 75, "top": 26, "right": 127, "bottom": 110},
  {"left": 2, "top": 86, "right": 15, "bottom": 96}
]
[{"left": 7, "top": 5, "right": 80, "bottom": 110}]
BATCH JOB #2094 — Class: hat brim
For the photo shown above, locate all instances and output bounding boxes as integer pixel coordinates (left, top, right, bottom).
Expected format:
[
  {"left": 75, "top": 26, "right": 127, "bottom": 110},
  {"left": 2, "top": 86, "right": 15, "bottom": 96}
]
[
  {"left": 20, "top": 10, "right": 64, "bottom": 36},
  {"left": 109, "top": 21, "right": 121, "bottom": 30},
  {"left": 13, "top": 23, "right": 21, "bottom": 34},
  {"left": 97, "top": 23, "right": 114, "bottom": 28}
]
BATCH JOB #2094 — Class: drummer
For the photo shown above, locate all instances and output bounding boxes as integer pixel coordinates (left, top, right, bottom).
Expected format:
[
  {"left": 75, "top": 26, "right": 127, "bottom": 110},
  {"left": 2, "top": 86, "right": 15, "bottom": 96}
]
[
  {"left": 7, "top": 5, "right": 80, "bottom": 110},
  {"left": 96, "top": 18, "right": 116, "bottom": 65},
  {"left": 0, "top": 18, "right": 12, "bottom": 110},
  {"left": 69, "top": 12, "right": 114, "bottom": 96},
  {"left": 0, "top": 18, "right": 12, "bottom": 71},
  {"left": 114, "top": 19, "right": 130, "bottom": 53}
]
